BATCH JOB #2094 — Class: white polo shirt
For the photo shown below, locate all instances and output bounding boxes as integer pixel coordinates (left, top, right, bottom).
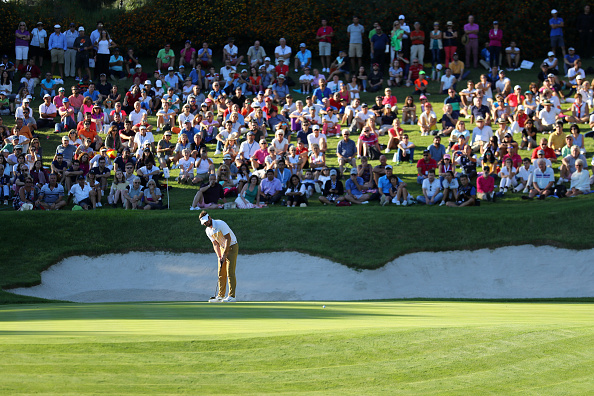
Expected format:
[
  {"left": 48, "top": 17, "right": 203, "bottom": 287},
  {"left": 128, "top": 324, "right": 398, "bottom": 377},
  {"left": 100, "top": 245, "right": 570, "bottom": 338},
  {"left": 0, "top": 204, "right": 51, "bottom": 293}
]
[{"left": 206, "top": 219, "right": 237, "bottom": 246}]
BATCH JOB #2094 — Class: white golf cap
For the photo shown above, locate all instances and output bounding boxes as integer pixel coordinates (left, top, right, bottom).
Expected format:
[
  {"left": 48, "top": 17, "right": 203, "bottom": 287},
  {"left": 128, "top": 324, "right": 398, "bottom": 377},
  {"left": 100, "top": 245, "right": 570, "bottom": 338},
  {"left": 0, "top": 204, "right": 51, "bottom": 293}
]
[
  {"left": 200, "top": 214, "right": 210, "bottom": 225},
  {"left": 144, "top": 80, "right": 151, "bottom": 85},
  {"left": 548, "top": 51, "right": 555, "bottom": 57},
  {"left": 136, "top": 64, "right": 142, "bottom": 69},
  {"left": 54, "top": 24, "right": 61, "bottom": 29},
  {"left": 264, "top": 57, "right": 271, "bottom": 61},
  {"left": 78, "top": 27, "right": 85, "bottom": 31},
  {"left": 551, "top": 9, "right": 557, "bottom": 14},
  {"left": 399, "top": 15, "right": 405, "bottom": 19}
]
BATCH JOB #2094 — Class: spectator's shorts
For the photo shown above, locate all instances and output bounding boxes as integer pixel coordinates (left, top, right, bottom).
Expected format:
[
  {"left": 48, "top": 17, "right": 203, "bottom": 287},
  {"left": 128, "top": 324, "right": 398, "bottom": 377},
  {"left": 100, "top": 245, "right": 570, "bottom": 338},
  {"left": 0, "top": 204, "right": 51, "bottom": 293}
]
[
  {"left": 349, "top": 43, "right": 363, "bottom": 58},
  {"left": 319, "top": 42, "right": 331, "bottom": 56},
  {"left": 550, "top": 36, "right": 564, "bottom": 48},
  {"left": 51, "top": 48, "right": 65, "bottom": 63}
]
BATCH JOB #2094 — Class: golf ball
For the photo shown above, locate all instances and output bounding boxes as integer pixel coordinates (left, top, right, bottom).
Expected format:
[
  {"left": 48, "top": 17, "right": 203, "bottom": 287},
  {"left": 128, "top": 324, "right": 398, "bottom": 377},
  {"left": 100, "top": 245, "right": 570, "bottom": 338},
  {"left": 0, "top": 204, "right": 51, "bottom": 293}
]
[{"left": 323, "top": 305, "right": 326, "bottom": 308}]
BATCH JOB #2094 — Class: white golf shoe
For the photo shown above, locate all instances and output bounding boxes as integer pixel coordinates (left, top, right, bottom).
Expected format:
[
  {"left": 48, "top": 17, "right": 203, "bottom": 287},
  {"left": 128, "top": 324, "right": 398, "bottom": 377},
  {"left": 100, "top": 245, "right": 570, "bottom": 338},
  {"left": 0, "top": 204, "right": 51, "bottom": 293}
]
[
  {"left": 222, "top": 296, "right": 236, "bottom": 303},
  {"left": 209, "top": 296, "right": 223, "bottom": 303}
]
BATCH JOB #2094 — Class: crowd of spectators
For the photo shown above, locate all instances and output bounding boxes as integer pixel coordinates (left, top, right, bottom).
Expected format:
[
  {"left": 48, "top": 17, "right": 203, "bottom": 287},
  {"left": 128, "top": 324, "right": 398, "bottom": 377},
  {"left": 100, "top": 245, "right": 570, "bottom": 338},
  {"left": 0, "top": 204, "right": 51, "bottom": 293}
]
[{"left": 2, "top": 9, "right": 594, "bottom": 210}]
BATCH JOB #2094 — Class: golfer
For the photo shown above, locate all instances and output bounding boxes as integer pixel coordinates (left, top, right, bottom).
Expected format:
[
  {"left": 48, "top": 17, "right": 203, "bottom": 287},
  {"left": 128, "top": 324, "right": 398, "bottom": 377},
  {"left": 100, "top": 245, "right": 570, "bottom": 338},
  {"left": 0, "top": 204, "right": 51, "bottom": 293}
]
[{"left": 200, "top": 211, "right": 238, "bottom": 303}]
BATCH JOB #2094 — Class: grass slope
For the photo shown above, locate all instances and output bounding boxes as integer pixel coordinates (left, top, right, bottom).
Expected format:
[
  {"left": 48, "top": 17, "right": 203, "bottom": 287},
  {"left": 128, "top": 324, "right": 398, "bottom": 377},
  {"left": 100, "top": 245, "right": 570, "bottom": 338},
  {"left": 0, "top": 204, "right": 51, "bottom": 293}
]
[
  {"left": 2, "top": 197, "right": 594, "bottom": 304},
  {"left": 1, "top": 301, "right": 593, "bottom": 394}
]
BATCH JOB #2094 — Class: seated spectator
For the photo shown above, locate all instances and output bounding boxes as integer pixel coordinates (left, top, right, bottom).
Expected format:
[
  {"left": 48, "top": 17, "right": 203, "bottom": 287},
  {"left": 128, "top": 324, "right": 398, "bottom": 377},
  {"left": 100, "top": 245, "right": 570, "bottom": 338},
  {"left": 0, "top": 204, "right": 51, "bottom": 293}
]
[
  {"left": 123, "top": 177, "right": 144, "bottom": 209},
  {"left": 514, "top": 157, "right": 535, "bottom": 193},
  {"left": 37, "top": 173, "right": 66, "bottom": 210},
  {"left": 559, "top": 145, "right": 587, "bottom": 184},
  {"left": 439, "top": 104, "right": 458, "bottom": 137},
  {"left": 525, "top": 159, "right": 555, "bottom": 199},
  {"left": 505, "top": 41, "right": 521, "bottom": 70},
  {"left": 565, "top": 93, "right": 589, "bottom": 124},
  {"left": 318, "top": 169, "right": 345, "bottom": 205},
  {"left": 259, "top": 168, "right": 283, "bottom": 205},
  {"left": 439, "top": 170, "right": 458, "bottom": 206},
  {"left": 190, "top": 173, "right": 225, "bottom": 210},
  {"left": 388, "top": 173, "right": 410, "bottom": 206},
  {"left": 536, "top": 99, "right": 559, "bottom": 132},
  {"left": 531, "top": 138, "right": 556, "bottom": 163},
  {"left": 498, "top": 157, "right": 517, "bottom": 193},
  {"left": 416, "top": 149, "right": 438, "bottom": 184},
  {"left": 345, "top": 167, "right": 371, "bottom": 204},
  {"left": 284, "top": 174, "right": 307, "bottom": 207},
  {"left": 416, "top": 169, "right": 442, "bottom": 205},
  {"left": 142, "top": 179, "right": 163, "bottom": 210},
  {"left": 418, "top": 102, "right": 437, "bottom": 136},
  {"left": 519, "top": 118, "right": 538, "bottom": 150},
  {"left": 67, "top": 174, "right": 96, "bottom": 210},
  {"left": 566, "top": 160, "right": 590, "bottom": 197},
  {"left": 356, "top": 126, "right": 380, "bottom": 159},
  {"left": 445, "top": 174, "right": 476, "bottom": 207},
  {"left": 395, "top": 134, "right": 415, "bottom": 164},
  {"left": 107, "top": 170, "right": 128, "bottom": 208},
  {"left": 477, "top": 166, "right": 495, "bottom": 201},
  {"left": 414, "top": 71, "right": 429, "bottom": 95}
]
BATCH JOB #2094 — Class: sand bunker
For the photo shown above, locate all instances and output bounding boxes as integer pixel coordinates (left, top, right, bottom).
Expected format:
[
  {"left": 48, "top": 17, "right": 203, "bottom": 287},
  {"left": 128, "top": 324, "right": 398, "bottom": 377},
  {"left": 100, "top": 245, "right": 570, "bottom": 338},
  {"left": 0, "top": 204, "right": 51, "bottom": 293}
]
[{"left": 7, "top": 246, "right": 594, "bottom": 302}]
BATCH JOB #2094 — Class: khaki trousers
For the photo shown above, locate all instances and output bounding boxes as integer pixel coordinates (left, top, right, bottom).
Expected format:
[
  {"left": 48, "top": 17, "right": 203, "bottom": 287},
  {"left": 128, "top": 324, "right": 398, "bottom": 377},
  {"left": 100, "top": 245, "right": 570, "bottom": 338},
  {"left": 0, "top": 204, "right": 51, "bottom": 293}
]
[{"left": 218, "top": 243, "right": 238, "bottom": 298}]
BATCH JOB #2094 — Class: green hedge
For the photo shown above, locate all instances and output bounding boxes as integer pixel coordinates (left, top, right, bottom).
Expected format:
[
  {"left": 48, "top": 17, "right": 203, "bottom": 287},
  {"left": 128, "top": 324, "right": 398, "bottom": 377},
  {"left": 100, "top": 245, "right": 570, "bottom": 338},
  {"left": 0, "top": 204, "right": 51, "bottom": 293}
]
[{"left": 0, "top": 1, "right": 588, "bottom": 60}]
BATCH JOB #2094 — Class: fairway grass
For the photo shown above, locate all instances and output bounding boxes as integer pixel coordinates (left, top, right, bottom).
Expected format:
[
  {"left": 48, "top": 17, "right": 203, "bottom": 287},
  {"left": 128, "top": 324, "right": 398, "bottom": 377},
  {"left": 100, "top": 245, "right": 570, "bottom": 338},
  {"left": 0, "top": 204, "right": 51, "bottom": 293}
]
[{"left": 1, "top": 302, "right": 593, "bottom": 394}]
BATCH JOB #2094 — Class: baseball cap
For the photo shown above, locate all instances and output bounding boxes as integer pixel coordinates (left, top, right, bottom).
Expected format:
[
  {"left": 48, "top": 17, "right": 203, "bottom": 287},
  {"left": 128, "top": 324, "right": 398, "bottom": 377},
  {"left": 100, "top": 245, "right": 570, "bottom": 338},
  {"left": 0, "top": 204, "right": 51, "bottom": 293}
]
[
  {"left": 54, "top": 24, "right": 61, "bottom": 29},
  {"left": 514, "top": 85, "right": 521, "bottom": 90},
  {"left": 385, "top": 165, "right": 393, "bottom": 170},
  {"left": 278, "top": 74, "right": 285, "bottom": 79},
  {"left": 547, "top": 51, "right": 555, "bottom": 57},
  {"left": 58, "top": 87, "right": 65, "bottom": 91},
  {"left": 542, "top": 99, "right": 552, "bottom": 105},
  {"left": 78, "top": 27, "right": 85, "bottom": 31},
  {"left": 350, "top": 168, "right": 358, "bottom": 175},
  {"left": 164, "top": 131, "right": 172, "bottom": 136},
  {"left": 43, "top": 93, "right": 51, "bottom": 99},
  {"left": 436, "top": 64, "right": 443, "bottom": 70},
  {"left": 537, "top": 149, "right": 545, "bottom": 154},
  {"left": 136, "top": 64, "right": 142, "bottom": 69},
  {"left": 547, "top": 73, "right": 555, "bottom": 78},
  {"left": 330, "top": 169, "right": 337, "bottom": 176},
  {"left": 23, "top": 98, "right": 30, "bottom": 103},
  {"left": 179, "top": 65, "right": 185, "bottom": 69},
  {"left": 476, "top": 116, "right": 485, "bottom": 121},
  {"left": 62, "top": 97, "right": 69, "bottom": 103},
  {"left": 223, "top": 154, "right": 232, "bottom": 160},
  {"left": 247, "top": 131, "right": 255, "bottom": 135},
  {"left": 419, "top": 71, "right": 426, "bottom": 75},
  {"left": 444, "top": 154, "right": 451, "bottom": 160},
  {"left": 568, "top": 47, "right": 575, "bottom": 51},
  {"left": 299, "top": 43, "right": 306, "bottom": 47},
  {"left": 144, "top": 80, "right": 152, "bottom": 85},
  {"left": 139, "top": 125, "right": 147, "bottom": 130},
  {"left": 264, "top": 57, "right": 271, "bottom": 61},
  {"left": 551, "top": 9, "right": 557, "bottom": 14},
  {"left": 517, "top": 105, "right": 524, "bottom": 111},
  {"left": 15, "top": 145, "right": 23, "bottom": 149},
  {"left": 167, "top": 66, "right": 174, "bottom": 71},
  {"left": 399, "top": 15, "right": 405, "bottom": 19},
  {"left": 312, "top": 125, "right": 320, "bottom": 130},
  {"left": 361, "top": 103, "right": 368, "bottom": 108},
  {"left": 77, "top": 175, "right": 85, "bottom": 180}
]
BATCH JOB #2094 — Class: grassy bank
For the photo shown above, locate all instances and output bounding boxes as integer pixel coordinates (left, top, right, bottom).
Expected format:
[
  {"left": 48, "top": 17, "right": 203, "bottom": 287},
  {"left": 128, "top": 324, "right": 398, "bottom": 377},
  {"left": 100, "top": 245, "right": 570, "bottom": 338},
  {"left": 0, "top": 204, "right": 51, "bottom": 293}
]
[{"left": 2, "top": 197, "right": 594, "bottom": 303}]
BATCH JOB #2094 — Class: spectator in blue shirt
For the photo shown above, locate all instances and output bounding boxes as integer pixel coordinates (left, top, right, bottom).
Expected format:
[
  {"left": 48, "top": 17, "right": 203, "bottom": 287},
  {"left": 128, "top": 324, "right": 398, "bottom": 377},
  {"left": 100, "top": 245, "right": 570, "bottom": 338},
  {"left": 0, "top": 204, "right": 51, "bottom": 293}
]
[
  {"left": 83, "top": 83, "right": 100, "bottom": 103},
  {"left": 39, "top": 72, "right": 56, "bottom": 97},
  {"left": 294, "top": 43, "right": 312, "bottom": 73},
  {"left": 370, "top": 26, "right": 389, "bottom": 69},
  {"left": 336, "top": 129, "right": 357, "bottom": 175},
  {"left": 312, "top": 79, "right": 332, "bottom": 106},
  {"left": 48, "top": 24, "right": 67, "bottom": 77}
]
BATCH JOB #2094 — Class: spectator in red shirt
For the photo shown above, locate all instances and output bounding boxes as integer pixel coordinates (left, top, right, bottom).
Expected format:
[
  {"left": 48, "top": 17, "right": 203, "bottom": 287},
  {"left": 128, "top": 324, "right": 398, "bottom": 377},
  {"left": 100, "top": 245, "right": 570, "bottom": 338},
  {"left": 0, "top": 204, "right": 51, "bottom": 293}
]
[
  {"left": 274, "top": 59, "right": 288, "bottom": 79},
  {"left": 416, "top": 149, "right": 438, "bottom": 184},
  {"left": 531, "top": 138, "right": 556, "bottom": 163},
  {"left": 477, "top": 166, "right": 495, "bottom": 201},
  {"left": 407, "top": 58, "right": 423, "bottom": 86},
  {"left": 410, "top": 22, "right": 426, "bottom": 65},
  {"left": 316, "top": 19, "right": 334, "bottom": 73}
]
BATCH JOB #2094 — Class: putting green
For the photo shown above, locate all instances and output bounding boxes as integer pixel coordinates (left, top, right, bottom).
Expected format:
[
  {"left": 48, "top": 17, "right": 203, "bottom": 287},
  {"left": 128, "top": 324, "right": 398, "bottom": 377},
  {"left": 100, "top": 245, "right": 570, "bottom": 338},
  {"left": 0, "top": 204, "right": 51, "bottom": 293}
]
[{"left": 1, "top": 302, "right": 593, "bottom": 394}]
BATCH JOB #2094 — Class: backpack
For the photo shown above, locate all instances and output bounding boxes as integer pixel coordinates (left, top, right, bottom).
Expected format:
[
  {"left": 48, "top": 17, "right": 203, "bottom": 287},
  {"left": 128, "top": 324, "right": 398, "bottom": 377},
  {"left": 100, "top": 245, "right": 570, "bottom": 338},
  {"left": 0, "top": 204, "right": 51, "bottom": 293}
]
[
  {"left": 554, "top": 184, "right": 567, "bottom": 198},
  {"left": 367, "top": 145, "right": 381, "bottom": 160}
]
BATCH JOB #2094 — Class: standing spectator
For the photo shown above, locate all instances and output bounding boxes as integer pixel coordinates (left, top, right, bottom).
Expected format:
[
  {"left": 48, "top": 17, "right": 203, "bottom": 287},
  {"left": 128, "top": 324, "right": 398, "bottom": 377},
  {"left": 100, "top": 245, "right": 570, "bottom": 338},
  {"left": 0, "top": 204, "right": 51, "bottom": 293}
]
[
  {"left": 94, "top": 30, "right": 115, "bottom": 79},
  {"left": 410, "top": 22, "right": 425, "bottom": 65},
  {"left": 347, "top": 16, "right": 365, "bottom": 71},
  {"left": 464, "top": 15, "right": 479, "bottom": 68},
  {"left": 371, "top": 26, "right": 389, "bottom": 69},
  {"left": 30, "top": 22, "right": 47, "bottom": 68},
  {"left": 549, "top": 9, "right": 566, "bottom": 58},
  {"left": 316, "top": 19, "right": 334, "bottom": 73},
  {"left": 389, "top": 21, "right": 404, "bottom": 64},
  {"left": 14, "top": 22, "right": 31, "bottom": 69},
  {"left": 577, "top": 5, "right": 593, "bottom": 58},
  {"left": 156, "top": 43, "right": 175, "bottom": 72},
  {"left": 64, "top": 24, "right": 78, "bottom": 78},
  {"left": 48, "top": 24, "right": 66, "bottom": 77},
  {"left": 488, "top": 21, "right": 503, "bottom": 68},
  {"left": 429, "top": 22, "right": 442, "bottom": 68},
  {"left": 443, "top": 21, "right": 457, "bottom": 67},
  {"left": 73, "top": 27, "right": 92, "bottom": 82}
]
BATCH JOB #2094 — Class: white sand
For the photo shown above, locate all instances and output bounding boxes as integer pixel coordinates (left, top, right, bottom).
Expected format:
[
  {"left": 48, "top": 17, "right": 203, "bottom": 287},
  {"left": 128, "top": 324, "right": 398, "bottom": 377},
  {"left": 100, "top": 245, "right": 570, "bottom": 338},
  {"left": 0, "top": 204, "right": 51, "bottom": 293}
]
[{"left": 7, "top": 246, "right": 594, "bottom": 302}]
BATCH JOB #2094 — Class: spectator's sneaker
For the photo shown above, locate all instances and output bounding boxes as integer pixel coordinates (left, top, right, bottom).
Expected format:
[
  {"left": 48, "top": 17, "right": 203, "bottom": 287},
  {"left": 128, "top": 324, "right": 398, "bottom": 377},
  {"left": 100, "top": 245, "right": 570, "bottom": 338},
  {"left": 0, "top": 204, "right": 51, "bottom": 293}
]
[
  {"left": 294, "top": 69, "right": 298, "bottom": 73},
  {"left": 522, "top": 187, "right": 529, "bottom": 194},
  {"left": 514, "top": 68, "right": 521, "bottom": 71},
  {"left": 96, "top": 202, "right": 102, "bottom": 207},
  {"left": 394, "top": 200, "right": 401, "bottom": 206},
  {"left": 214, "top": 149, "right": 221, "bottom": 155},
  {"left": 239, "top": 62, "right": 247, "bottom": 65},
  {"left": 380, "top": 195, "right": 388, "bottom": 206},
  {"left": 223, "top": 296, "right": 236, "bottom": 302},
  {"left": 384, "top": 148, "right": 390, "bottom": 154},
  {"left": 439, "top": 201, "right": 445, "bottom": 206},
  {"left": 402, "top": 200, "right": 408, "bottom": 206},
  {"left": 209, "top": 296, "right": 223, "bottom": 303},
  {"left": 361, "top": 201, "right": 369, "bottom": 204}
]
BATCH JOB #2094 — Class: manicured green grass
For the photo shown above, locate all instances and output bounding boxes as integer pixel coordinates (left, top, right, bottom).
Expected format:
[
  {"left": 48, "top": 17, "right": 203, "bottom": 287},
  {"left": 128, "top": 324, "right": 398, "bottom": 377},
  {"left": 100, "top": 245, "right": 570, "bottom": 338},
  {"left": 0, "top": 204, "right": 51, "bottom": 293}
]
[{"left": 1, "top": 301, "right": 593, "bottom": 394}]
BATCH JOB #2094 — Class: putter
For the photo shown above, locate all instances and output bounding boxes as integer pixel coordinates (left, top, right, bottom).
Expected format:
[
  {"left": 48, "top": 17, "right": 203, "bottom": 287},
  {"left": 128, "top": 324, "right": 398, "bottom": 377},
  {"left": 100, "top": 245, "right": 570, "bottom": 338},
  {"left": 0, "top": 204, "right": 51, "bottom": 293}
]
[{"left": 209, "top": 257, "right": 223, "bottom": 301}]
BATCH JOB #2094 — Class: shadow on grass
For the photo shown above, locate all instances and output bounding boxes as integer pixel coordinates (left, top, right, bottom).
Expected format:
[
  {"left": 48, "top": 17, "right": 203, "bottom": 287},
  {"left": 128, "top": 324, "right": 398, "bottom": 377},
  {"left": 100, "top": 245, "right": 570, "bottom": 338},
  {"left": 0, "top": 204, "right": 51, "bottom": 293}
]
[{"left": 0, "top": 302, "right": 426, "bottom": 323}]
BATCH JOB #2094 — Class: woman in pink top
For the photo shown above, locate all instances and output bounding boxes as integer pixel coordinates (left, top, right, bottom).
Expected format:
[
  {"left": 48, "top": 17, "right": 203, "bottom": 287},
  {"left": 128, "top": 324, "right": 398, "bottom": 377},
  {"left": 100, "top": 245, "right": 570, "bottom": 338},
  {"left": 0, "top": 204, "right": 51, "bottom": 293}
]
[
  {"left": 488, "top": 21, "right": 503, "bottom": 68},
  {"left": 477, "top": 165, "right": 495, "bottom": 201}
]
